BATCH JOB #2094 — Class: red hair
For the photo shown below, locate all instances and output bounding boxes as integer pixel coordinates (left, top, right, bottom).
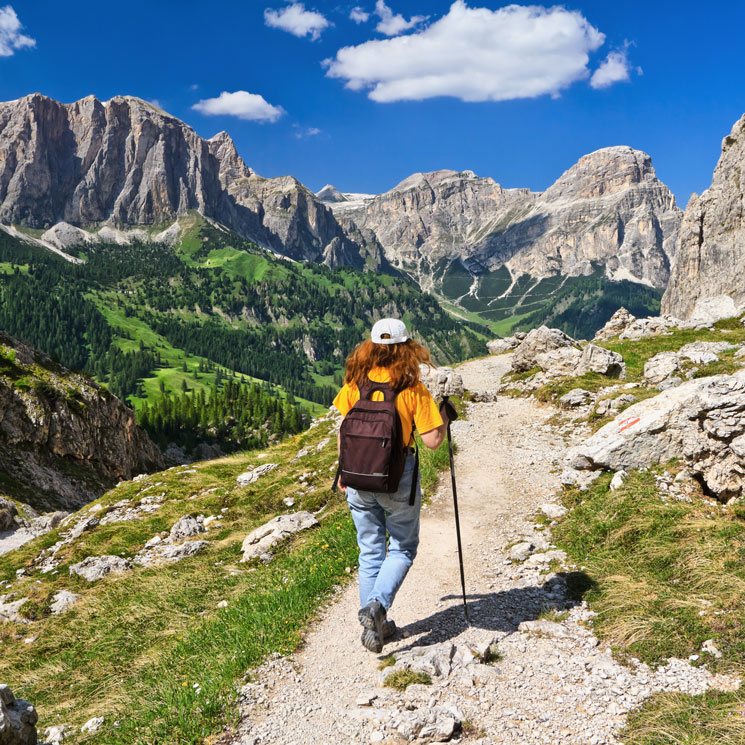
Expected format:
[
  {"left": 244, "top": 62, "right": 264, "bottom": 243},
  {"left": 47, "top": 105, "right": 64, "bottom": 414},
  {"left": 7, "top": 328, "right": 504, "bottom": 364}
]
[{"left": 344, "top": 337, "right": 432, "bottom": 392}]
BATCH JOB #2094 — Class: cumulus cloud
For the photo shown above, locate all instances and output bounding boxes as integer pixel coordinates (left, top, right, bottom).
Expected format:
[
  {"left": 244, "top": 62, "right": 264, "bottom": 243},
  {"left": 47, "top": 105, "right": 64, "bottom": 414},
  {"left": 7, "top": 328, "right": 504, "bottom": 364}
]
[
  {"left": 350, "top": 6, "right": 370, "bottom": 24},
  {"left": 264, "top": 2, "right": 329, "bottom": 41},
  {"left": 0, "top": 5, "right": 35, "bottom": 57},
  {"left": 590, "top": 48, "right": 632, "bottom": 89},
  {"left": 192, "top": 91, "right": 285, "bottom": 123},
  {"left": 325, "top": 1, "right": 607, "bottom": 103},
  {"left": 374, "top": 0, "right": 427, "bottom": 36}
]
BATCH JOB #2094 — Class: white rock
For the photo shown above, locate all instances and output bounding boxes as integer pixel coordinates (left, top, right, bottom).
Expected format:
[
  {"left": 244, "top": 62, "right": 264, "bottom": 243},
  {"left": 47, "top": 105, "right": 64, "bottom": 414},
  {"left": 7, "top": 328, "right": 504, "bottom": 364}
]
[
  {"left": 237, "top": 463, "right": 280, "bottom": 486},
  {"left": 559, "top": 388, "right": 593, "bottom": 407},
  {"left": 678, "top": 341, "right": 734, "bottom": 364},
  {"left": 566, "top": 370, "right": 745, "bottom": 499},
  {"left": 487, "top": 337, "right": 520, "bottom": 354},
  {"left": 0, "top": 595, "right": 29, "bottom": 623},
  {"left": 50, "top": 590, "right": 79, "bottom": 615},
  {"left": 688, "top": 295, "right": 744, "bottom": 325},
  {"left": 594, "top": 307, "right": 636, "bottom": 340},
  {"left": 644, "top": 351, "right": 681, "bottom": 384},
  {"left": 702, "top": 639, "right": 722, "bottom": 658},
  {"left": 134, "top": 540, "right": 208, "bottom": 567},
  {"left": 44, "top": 724, "right": 70, "bottom": 745},
  {"left": 509, "top": 542, "right": 533, "bottom": 562},
  {"left": 241, "top": 512, "right": 319, "bottom": 562},
  {"left": 540, "top": 503, "right": 567, "bottom": 520},
  {"left": 69, "top": 555, "right": 132, "bottom": 582},
  {"left": 513, "top": 326, "right": 578, "bottom": 372},
  {"left": 169, "top": 515, "right": 206, "bottom": 542},
  {"left": 609, "top": 470, "right": 627, "bottom": 491},
  {"left": 81, "top": 716, "right": 104, "bottom": 734}
]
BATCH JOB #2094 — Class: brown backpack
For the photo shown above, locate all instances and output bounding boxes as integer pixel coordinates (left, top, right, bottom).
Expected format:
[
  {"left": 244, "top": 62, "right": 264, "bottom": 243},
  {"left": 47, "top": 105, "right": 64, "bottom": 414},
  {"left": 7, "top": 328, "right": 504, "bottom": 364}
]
[{"left": 332, "top": 380, "right": 418, "bottom": 505}]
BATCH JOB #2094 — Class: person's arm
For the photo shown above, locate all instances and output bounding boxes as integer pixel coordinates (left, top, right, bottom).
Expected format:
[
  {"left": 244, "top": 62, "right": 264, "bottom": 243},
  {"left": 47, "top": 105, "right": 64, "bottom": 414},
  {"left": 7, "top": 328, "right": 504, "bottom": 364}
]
[
  {"left": 419, "top": 397, "right": 458, "bottom": 450},
  {"left": 336, "top": 433, "right": 345, "bottom": 491}
]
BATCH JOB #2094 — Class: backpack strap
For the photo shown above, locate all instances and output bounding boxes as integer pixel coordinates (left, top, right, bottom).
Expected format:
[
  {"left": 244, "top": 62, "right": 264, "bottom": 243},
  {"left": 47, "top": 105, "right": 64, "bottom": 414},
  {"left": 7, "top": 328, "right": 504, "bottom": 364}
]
[
  {"left": 408, "top": 444, "right": 419, "bottom": 506},
  {"left": 358, "top": 379, "right": 397, "bottom": 402}
]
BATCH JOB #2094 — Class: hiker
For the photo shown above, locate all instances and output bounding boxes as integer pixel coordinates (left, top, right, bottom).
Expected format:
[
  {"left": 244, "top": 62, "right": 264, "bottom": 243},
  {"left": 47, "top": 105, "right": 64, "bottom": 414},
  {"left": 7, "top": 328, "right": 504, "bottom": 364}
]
[{"left": 333, "top": 318, "right": 453, "bottom": 653}]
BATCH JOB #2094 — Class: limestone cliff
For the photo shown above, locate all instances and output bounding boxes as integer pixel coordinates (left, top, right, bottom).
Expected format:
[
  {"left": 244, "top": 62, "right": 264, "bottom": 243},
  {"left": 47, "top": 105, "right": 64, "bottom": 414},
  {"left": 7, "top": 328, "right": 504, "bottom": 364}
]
[
  {"left": 322, "top": 148, "right": 681, "bottom": 291},
  {"left": 662, "top": 114, "right": 745, "bottom": 318},
  {"left": 0, "top": 331, "right": 163, "bottom": 512},
  {"left": 0, "top": 94, "right": 379, "bottom": 269}
]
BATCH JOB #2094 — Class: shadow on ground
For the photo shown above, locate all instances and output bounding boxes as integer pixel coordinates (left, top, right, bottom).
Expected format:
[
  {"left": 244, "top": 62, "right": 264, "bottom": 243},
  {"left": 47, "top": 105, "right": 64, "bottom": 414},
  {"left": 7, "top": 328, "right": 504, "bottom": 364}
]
[{"left": 391, "top": 571, "right": 596, "bottom": 651}]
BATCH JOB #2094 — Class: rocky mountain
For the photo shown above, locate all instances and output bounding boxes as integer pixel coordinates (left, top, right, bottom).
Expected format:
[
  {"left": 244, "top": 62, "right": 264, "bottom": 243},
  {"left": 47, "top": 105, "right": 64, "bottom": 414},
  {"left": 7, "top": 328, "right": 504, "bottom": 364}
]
[
  {"left": 662, "top": 114, "right": 745, "bottom": 319},
  {"left": 0, "top": 93, "right": 381, "bottom": 270},
  {"left": 321, "top": 147, "right": 681, "bottom": 293},
  {"left": 0, "top": 330, "right": 163, "bottom": 513}
]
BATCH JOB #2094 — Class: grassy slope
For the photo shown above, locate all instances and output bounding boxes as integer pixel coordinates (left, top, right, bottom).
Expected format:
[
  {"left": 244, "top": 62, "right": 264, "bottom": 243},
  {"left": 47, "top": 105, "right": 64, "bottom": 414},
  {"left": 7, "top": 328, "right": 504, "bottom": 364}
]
[
  {"left": 1, "top": 396, "right": 458, "bottom": 744},
  {"left": 555, "top": 469, "right": 745, "bottom": 745},
  {"left": 528, "top": 318, "right": 745, "bottom": 743}
]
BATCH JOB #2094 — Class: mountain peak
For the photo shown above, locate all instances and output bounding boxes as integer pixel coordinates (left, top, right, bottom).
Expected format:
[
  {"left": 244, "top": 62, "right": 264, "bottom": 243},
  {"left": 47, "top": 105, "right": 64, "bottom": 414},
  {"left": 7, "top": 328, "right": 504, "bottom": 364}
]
[{"left": 316, "top": 184, "right": 347, "bottom": 203}]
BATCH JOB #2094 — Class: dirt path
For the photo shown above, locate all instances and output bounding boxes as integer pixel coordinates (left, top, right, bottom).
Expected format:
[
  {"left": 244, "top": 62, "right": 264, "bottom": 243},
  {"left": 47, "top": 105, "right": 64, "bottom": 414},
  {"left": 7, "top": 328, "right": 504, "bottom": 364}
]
[{"left": 230, "top": 355, "right": 734, "bottom": 745}]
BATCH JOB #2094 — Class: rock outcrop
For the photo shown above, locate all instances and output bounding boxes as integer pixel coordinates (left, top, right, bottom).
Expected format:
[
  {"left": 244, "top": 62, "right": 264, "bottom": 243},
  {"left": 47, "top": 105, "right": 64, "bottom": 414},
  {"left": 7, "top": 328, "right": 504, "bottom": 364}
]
[
  {"left": 0, "top": 331, "right": 163, "bottom": 513},
  {"left": 241, "top": 511, "right": 319, "bottom": 562},
  {"left": 0, "top": 685, "right": 38, "bottom": 745},
  {"left": 663, "top": 114, "right": 745, "bottom": 318},
  {"left": 566, "top": 369, "right": 745, "bottom": 500},
  {"left": 323, "top": 149, "right": 681, "bottom": 291},
  {"left": 0, "top": 94, "right": 381, "bottom": 270},
  {"left": 511, "top": 326, "right": 578, "bottom": 372}
]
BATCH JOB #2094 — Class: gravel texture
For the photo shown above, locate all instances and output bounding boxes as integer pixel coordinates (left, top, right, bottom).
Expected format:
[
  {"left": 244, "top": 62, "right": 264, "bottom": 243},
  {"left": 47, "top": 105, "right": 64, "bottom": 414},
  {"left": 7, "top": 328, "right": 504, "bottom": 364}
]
[{"left": 226, "top": 354, "right": 739, "bottom": 745}]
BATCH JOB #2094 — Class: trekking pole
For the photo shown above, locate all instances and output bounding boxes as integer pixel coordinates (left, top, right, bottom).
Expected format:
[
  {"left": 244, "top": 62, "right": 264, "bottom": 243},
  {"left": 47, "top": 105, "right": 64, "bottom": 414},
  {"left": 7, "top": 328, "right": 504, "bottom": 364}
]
[{"left": 443, "top": 395, "right": 470, "bottom": 627}]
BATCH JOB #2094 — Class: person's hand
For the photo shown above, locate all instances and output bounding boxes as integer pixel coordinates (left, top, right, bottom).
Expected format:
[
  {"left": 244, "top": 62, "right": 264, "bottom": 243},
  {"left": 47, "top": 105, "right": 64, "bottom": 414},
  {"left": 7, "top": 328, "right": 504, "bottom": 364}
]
[{"left": 439, "top": 397, "right": 458, "bottom": 423}]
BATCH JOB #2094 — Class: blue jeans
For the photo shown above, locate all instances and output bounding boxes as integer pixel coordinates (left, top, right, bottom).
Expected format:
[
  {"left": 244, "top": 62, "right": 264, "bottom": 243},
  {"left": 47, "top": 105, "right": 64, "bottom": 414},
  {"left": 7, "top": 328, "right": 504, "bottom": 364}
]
[{"left": 346, "top": 454, "right": 421, "bottom": 611}]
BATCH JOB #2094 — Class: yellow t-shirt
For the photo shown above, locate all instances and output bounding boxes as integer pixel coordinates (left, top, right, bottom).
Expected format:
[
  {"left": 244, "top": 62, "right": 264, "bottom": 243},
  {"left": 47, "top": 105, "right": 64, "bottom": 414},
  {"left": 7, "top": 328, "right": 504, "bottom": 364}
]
[{"left": 332, "top": 367, "right": 443, "bottom": 446}]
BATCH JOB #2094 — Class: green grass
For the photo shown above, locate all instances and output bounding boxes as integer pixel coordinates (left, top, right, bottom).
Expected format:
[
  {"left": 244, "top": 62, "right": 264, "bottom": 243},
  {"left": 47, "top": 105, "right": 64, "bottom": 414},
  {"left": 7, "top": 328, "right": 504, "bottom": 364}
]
[
  {"left": 383, "top": 669, "right": 432, "bottom": 690},
  {"left": 0, "top": 419, "right": 356, "bottom": 744},
  {"left": 378, "top": 655, "right": 396, "bottom": 670},
  {"left": 552, "top": 467, "right": 745, "bottom": 744}
]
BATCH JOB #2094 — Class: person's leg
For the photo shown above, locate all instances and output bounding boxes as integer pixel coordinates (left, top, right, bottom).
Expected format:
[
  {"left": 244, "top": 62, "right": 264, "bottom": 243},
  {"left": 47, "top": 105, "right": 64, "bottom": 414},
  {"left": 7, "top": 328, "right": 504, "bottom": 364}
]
[
  {"left": 346, "top": 486, "right": 387, "bottom": 607},
  {"left": 369, "top": 455, "right": 421, "bottom": 610}
]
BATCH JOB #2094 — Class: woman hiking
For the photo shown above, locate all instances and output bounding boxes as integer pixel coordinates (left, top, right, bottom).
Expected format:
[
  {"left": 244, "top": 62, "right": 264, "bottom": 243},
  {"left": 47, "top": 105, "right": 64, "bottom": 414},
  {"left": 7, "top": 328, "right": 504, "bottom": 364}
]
[{"left": 333, "top": 318, "right": 453, "bottom": 653}]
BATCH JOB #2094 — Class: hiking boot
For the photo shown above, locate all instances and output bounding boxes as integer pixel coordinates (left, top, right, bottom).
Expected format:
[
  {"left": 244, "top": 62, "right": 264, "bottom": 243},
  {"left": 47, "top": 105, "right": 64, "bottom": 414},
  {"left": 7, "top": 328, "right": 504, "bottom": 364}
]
[
  {"left": 382, "top": 618, "right": 396, "bottom": 639},
  {"left": 358, "top": 600, "right": 386, "bottom": 652}
]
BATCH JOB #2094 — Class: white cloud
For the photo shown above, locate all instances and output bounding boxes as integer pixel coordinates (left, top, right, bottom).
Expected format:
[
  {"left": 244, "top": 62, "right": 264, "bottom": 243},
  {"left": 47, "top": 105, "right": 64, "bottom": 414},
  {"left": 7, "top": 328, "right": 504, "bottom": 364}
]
[
  {"left": 0, "top": 5, "right": 35, "bottom": 57},
  {"left": 192, "top": 91, "right": 285, "bottom": 123},
  {"left": 374, "top": 0, "right": 427, "bottom": 36},
  {"left": 293, "top": 124, "right": 322, "bottom": 138},
  {"left": 264, "top": 2, "right": 329, "bottom": 41},
  {"left": 349, "top": 6, "right": 370, "bottom": 24},
  {"left": 325, "top": 1, "right": 606, "bottom": 103},
  {"left": 189, "top": 83, "right": 199, "bottom": 91},
  {"left": 590, "top": 48, "right": 632, "bottom": 89}
]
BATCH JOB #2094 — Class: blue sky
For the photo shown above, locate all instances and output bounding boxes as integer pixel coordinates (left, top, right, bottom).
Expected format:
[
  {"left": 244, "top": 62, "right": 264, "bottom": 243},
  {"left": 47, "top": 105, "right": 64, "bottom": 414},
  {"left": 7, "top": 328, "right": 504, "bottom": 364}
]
[{"left": 2, "top": 0, "right": 744, "bottom": 205}]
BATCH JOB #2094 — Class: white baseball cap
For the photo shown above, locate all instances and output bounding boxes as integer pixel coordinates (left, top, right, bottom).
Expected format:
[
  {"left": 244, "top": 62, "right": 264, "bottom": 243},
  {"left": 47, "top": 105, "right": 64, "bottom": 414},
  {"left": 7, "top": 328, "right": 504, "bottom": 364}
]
[{"left": 371, "top": 318, "right": 409, "bottom": 345}]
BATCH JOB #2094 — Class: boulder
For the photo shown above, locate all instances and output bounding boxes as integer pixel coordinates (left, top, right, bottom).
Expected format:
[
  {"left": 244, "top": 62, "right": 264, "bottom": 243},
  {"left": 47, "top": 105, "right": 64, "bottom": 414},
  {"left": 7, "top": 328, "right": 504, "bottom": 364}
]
[
  {"left": 595, "top": 393, "right": 637, "bottom": 417},
  {"left": 576, "top": 344, "right": 626, "bottom": 378},
  {"left": 594, "top": 307, "right": 636, "bottom": 340},
  {"left": 566, "top": 370, "right": 745, "bottom": 500},
  {"left": 540, "top": 503, "right": 567, "bottom": 520},
  {"left": 0, "top": 498, "right": 17, "bottom": 531},
  {"left": 487, "top": 336, "right": 520, "bottom": 354},
  {"left": 644, "top": 351, "right": 681, "bottom": 384},
  {"left": 619, "top": 315, "right": 680, "bottom": 341},
  {"left": 241, "top": 512, "right": 319, "bottom": 562},
  {"left": 609, "top": 470, "right": 627, "bottom": 491},
  {"left": 512, "top": 326, "right": 578, "bottom": 373},
  {"left": 678, "top": 341, "right": 734, "bottom": 365},
  {"left": 49, "top": 590, "right": 79, "bottom": 615},
  {"left": 509, "top": 541, "right": 533, "bottom": 562},
  {"left": 559, "top": 388, "right": 593, "bottom": 408},
  {"left": 168, "top": 515, "right": 205, "bottom": 542},
  {"left": 69, "top": 555, "right": 132, "bottom": 582},
  {"left": 0, "top": 596, "right": 29, "bottom": 624},
  {"left": 236, "top": 463, "right": 279, "bottom": 486},
  {"left": 535, "top": 347, "right": 582, "bottom": 377},
  {"left": 133, "top": 540, "right": 208, "bottom": 568},
  {"left": 0, "top": 685, "right": 38, "bottom": 745},
  {"left": 420, "top": 366, "right": 464, "bottom": 398}
]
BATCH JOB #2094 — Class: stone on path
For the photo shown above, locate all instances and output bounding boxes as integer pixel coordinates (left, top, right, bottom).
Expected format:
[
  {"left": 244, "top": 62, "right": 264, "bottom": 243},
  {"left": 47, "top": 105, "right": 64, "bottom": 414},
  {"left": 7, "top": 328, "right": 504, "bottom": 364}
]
[
  {"left": 241, "top": 512, "right": 319, "bottom": 562},
  {"left": 559, "top": 388, "right": 593, "bottom": 408},
  {"left": 69, "top": 555, "right": 132, "bottom": 582},
  {"left": 540, "top": 503, "right": 567, "bottom": 520},
  {"left": 487, "top": 336, "right": 520, "bottom": 354}
]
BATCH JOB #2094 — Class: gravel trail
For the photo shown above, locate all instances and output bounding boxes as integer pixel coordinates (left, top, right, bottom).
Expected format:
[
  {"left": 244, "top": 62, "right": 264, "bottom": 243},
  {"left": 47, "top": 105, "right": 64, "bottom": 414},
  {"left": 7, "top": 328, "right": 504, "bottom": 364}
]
[{"left": 228, "top": 355, "right": 738, "bottom": 745}]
